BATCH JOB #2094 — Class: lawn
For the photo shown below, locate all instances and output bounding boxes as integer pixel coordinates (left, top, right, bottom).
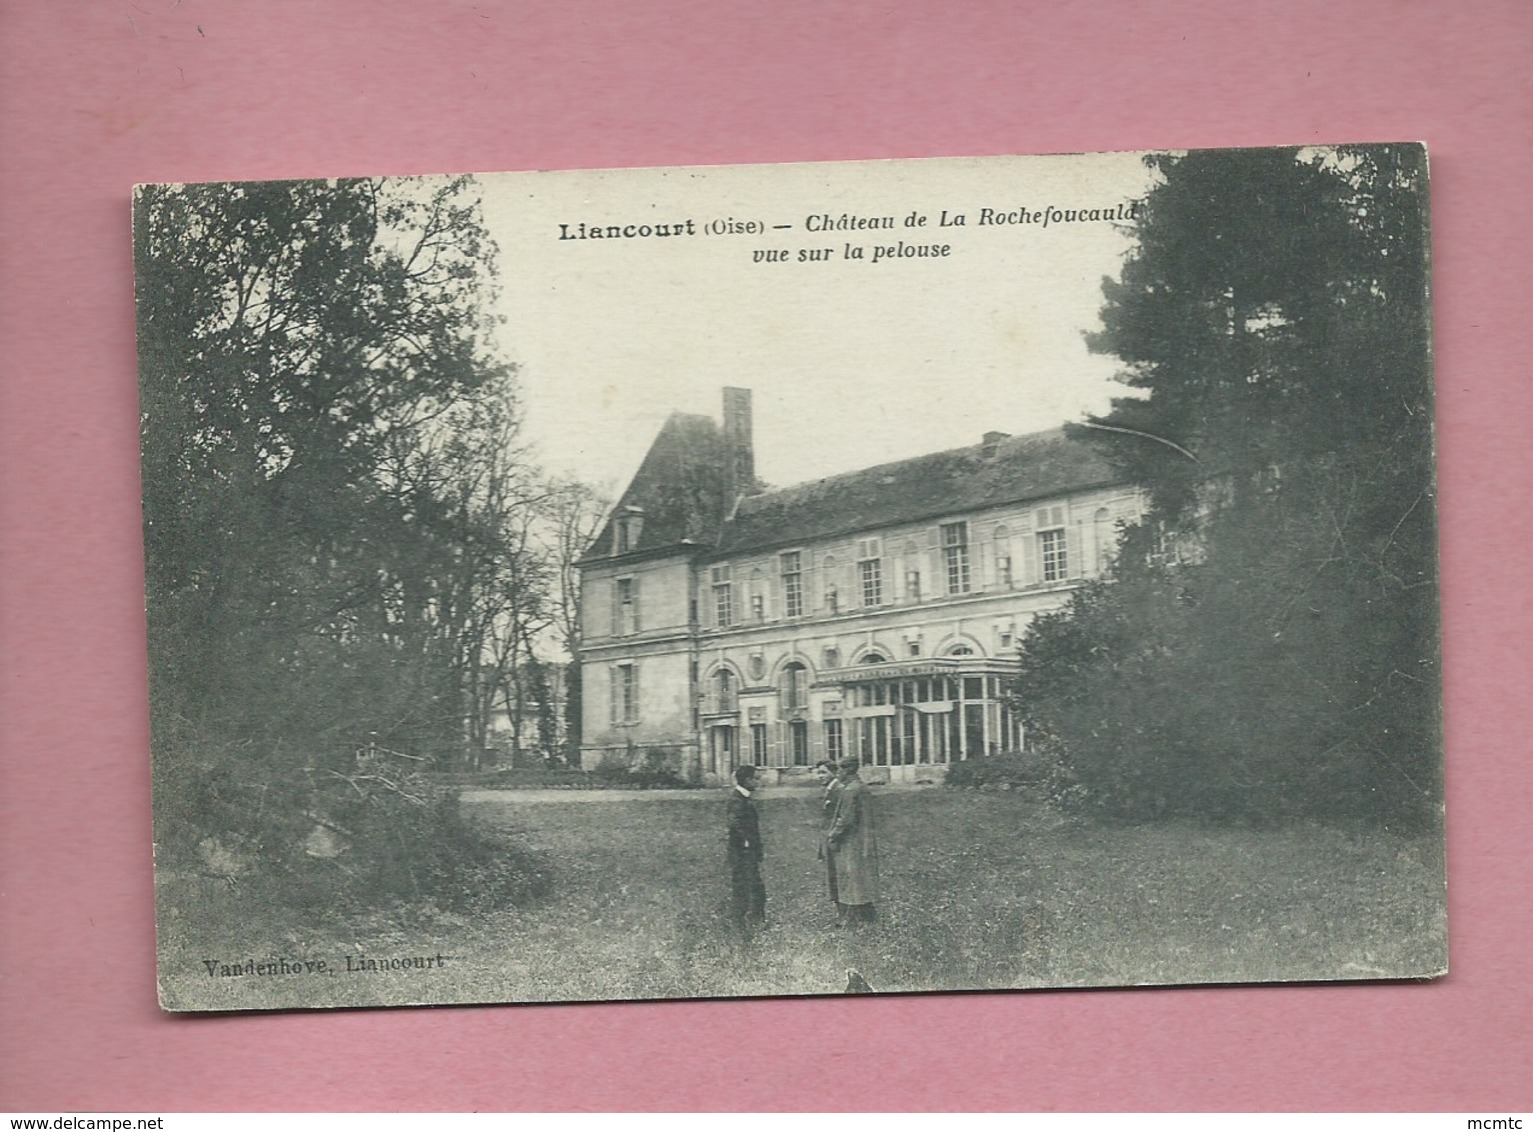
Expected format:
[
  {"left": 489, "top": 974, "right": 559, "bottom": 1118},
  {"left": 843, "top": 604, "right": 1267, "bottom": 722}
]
[{"left": 154, "top": 786, "right": 1446, "bottom": 1011}]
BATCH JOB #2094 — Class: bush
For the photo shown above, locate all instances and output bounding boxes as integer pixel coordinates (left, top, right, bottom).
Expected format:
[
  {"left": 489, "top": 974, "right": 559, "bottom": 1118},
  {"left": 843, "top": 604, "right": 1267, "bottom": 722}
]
[
  {"left": 590, "top": 747, "right": 691, "bottom": 790},
  {"left": 152, "top": 717, "right": 549, "bottom": 914},
  {"left": 1010, "top": 487, "right": 1442, "bottom": 829},
  {"left": 944, "top": 751, "right": 1083, "bottom": 809},
  {"left": 293, "top": 790, "right": 550, "bottom": 913}
]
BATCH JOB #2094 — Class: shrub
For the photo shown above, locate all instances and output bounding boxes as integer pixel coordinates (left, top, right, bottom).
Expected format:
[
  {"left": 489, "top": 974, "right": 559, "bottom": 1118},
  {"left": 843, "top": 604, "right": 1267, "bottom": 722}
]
[
  {"left": 152, "top": 717, "right": 549, "bottom": 913},
  {"left": 295, "top": 789, "right": 550, "bottom": 913},
  {"left": 944, "top": 750, "right": 1082, "bottom": 809},
  {"left": 590, "top": 747, "right": 691, "bottom": 789},
  {"left": 1010, "top": 496, "right": 1442, "bottom": 829}
]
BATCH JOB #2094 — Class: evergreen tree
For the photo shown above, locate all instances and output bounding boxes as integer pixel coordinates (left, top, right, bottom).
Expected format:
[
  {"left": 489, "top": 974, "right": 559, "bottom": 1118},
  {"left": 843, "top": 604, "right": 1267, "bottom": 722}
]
[{"left": 1016, "top": 145, "right": 1439, "bottom": 824}]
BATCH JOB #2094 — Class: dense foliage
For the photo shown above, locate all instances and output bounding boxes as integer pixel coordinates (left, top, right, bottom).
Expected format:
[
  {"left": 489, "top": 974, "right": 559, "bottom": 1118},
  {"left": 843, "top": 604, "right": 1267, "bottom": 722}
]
[
  {"left": 137, "top": 176, "right": 556, "bottom": 902},
  {"left": 942, "top": 750, "right": 1082, "bottom": 808},
  {"left": 1013, "top": 146, "right": 1440, "bottom": 826},
  {"left": 590, "top": 748, "right": 694, "bottom": 789}
]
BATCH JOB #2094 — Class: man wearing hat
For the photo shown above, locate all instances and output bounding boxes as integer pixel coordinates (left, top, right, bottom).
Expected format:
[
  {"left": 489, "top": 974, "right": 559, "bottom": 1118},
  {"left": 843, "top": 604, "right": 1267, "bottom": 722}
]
[{"left": 726, "top": 764, "right": 766, "bottom": 935}]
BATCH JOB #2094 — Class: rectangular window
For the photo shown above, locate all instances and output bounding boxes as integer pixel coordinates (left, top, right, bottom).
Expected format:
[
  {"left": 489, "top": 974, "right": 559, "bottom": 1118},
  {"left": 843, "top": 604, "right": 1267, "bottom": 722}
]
[
  {"left": 856, "top": 538, "right": 880, "bottom": 606},
  {"left": 824, "top": 718, "right": 844, "bottom": 761},
  {"left": 942, "top": 522, "right": 970, "bottom": 594},
  {"left": 613, "top": 663, "right": 639, "bottom": 724},
  {"left": 790, "top": 721, "right": 809, "bottom": 766},
  {"left": 781, "top": 551, "right": 803, "bottom": 618},
  {"left": 751, "top": 723, "right": 768, "bottom": 767},
  {"left": 711, "top": 564, "right": 733, "bottom": 627},
  {"left": 614, "top": 577, "right": 639, "bottom": 635},
  {"left": 859, "top": 557, "right": 882, "bottom": 607},
  {"left": 1039, "top": 528, "right": 1067, "bottom": 582}
]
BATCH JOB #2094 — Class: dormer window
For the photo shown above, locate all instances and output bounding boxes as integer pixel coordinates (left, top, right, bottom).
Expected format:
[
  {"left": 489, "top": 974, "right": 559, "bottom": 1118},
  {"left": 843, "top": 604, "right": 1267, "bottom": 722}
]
[{"left": 614, "top": 506, "right": 644, "bottom": 554}]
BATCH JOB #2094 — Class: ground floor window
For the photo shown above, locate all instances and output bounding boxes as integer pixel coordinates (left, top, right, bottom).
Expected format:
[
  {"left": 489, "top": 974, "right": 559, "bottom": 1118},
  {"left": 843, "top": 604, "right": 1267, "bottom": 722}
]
[
  {"left": 846, "top": 673, "right": 1018, "bottom": 765},
  {"left": 708, "top": 725, "right": 735, "bottom": 776},
  {"left": 789, "top": 720, "right": 809, "bottom": 766},
  {"left": 610, "top": 663, "right": 639, "bottom": 725},
  {"left": 750, "top": 723, "right": 768, "bottom": 766},
  {"left": 823, "top": 718, "right": 843, "bottom": 761}
]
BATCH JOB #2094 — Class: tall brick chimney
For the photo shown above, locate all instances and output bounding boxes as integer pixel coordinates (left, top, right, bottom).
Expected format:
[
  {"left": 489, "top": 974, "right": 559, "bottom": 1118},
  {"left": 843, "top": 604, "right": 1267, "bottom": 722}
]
[{"left": 722, "top": 387, "right": 755, "bottom": 497}]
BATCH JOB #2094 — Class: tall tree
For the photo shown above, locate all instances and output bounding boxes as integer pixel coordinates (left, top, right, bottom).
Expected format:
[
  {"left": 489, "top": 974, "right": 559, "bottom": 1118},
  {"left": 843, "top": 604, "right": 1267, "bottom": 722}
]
[
  {"left": 538, "top": 478, "right": 610, "bottom": 764},
  {"left": 1086, "top": 145, "right": 1431, "bottom": 518},
  {"left": 136, "top": 174, "right": 520, "bottom": 763},
  {"left": 1017, "top": 145, "right": 1439, "bottom": 824}
]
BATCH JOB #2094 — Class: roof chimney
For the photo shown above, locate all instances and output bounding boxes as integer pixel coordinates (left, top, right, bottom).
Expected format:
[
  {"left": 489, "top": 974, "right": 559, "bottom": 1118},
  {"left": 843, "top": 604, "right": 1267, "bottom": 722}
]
[
  {"left": 982, "top": 430, "right": 1009, "bottom": 456},
  {"left": 722, "top": 387, "right": 755, "bottom": 496}
]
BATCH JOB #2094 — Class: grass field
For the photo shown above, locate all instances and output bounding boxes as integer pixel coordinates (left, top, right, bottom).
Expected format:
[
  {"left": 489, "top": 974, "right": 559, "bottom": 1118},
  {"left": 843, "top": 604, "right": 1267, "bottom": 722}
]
[{"left": 154, "top": 786, "right": 1446, "bottom": 1011}]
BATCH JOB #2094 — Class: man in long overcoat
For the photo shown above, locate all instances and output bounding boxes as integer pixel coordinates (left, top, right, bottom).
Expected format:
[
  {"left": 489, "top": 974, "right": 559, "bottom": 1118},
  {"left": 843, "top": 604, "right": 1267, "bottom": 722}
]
[
  {"left": 726, "top": 764, "right": 766, "bottom": 934},
  {"left": 826, "top": 756, "right": 879, "bottom": 924}
]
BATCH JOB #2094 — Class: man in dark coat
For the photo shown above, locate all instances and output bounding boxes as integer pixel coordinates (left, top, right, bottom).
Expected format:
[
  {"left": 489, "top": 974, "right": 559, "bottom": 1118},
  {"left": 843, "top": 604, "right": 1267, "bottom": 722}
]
[
  {"left": 814, "top": 759, "right": 842, "bottom": 908},
  {"left": 726, "top": 764, "right": 766, "bottom": 934},
  {"left": 827, "top": 756, "right": 880, "bottom": 924}
]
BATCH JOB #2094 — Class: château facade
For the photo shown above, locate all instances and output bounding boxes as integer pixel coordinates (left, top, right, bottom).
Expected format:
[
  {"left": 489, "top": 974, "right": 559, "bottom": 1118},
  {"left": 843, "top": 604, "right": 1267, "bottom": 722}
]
[{"left": 577, "top": 388, "right": 1144, "bottom": 784}]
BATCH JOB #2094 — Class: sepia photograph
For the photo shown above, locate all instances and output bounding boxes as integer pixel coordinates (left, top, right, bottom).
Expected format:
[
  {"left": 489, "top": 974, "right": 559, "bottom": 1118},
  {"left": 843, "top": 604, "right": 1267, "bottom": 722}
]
[{"left": 135, "top": 145, "right": 1445, "bottom": 1012}]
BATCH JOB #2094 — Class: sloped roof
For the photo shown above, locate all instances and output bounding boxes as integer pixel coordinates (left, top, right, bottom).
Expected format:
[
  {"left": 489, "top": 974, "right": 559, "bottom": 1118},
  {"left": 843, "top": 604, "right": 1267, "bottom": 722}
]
[
  {"left": 583, "top": 412, "right": 734, "bottom": 562},
  {"left": 714, "top": 428, "right": 1120, "bottom": 556}
]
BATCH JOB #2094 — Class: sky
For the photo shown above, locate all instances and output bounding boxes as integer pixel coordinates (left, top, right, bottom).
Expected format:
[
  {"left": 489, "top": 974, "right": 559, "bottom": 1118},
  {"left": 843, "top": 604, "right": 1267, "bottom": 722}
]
[{"left": 476, "top": 151, "right": 1162, "bottom": 499}]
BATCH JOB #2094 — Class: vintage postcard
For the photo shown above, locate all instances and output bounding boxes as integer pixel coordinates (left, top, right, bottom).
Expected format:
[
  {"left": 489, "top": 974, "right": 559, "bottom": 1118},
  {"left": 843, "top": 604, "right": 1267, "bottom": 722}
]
[{"left": 136, "top": 145, "right": 1444, "bottom": 1011}]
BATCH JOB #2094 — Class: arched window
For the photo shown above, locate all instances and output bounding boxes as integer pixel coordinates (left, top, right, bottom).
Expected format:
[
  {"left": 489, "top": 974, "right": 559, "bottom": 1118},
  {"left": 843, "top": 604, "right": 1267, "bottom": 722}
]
[
  {"left": 860, "top": 652, "right": 886, "bottom": 665},
  {"left": 712, "top": 668, "right": 736, "bottom": 713},
  {"left": 781, "top": 661, "right": 809, "bottom": 711},
  {"left": 948, "top": 644, "right": 975, "bottom": 657}
]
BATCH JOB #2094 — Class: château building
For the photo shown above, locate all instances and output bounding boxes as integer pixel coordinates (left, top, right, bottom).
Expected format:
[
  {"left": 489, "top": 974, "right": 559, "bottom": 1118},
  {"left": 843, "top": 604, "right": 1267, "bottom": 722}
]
[{"left": 577, "top": 388, "right": 1145, "bottom": 783}]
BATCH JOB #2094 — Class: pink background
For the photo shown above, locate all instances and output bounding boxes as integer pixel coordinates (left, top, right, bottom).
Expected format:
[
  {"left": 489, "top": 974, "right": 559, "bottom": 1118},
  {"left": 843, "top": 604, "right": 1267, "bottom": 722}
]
[{"left": 2, "top": 0, "right": 1530, "bottom": 1112}]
